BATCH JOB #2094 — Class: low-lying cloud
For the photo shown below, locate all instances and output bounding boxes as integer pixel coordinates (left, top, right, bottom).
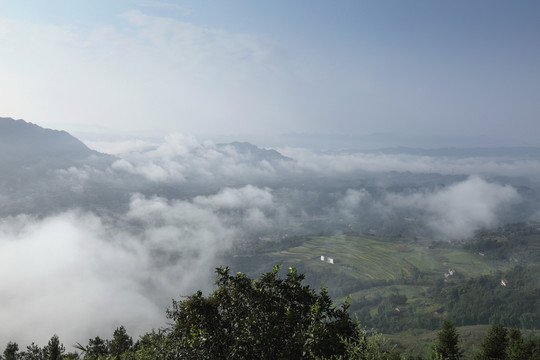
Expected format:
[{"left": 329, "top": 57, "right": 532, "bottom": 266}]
[
  {"left": 1, "top": 134, "right": 538, "bottom": 349},
  {"left": 107, "top": 136, "right": 286, "bottom": 185},
  {"left": 381, "top": 176, "right": 522, "bottom": 240},
  {"left": 87, "top": 135, "right": 540, "bottom": 188},
  {"left": 277, "top": 147, "right": 540, "bottom": 178},
  {"left": 0, "top": 211, "right": 163, "bottom": 348},
  {"left": 0, "top": 184, "right": 286, "bottom": 348}
]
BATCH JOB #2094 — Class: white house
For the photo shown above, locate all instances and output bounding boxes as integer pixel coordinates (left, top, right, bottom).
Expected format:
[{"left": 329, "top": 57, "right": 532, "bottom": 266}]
[{"left": 320, "top": 256, "right": 334, "bottom": 264}]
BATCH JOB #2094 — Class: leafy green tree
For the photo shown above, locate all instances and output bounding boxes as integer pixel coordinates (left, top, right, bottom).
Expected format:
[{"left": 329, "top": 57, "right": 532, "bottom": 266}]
[
  {"left": 43, "top": 335, "right": 64, "bottom": 360},
  {"left": 3, "top": 342, "right": 20, "bottom": 360},
  {"left": 108, "top": 326, "right": 133, "bottom": 358},
  {"left": 61, "top": 353, "right": 80, "bottom": 360},
  {"left": 140, "top": 266, "right": 358, "bottom": 359},
  {"left": 474, "top": 323, "right": 508, "bottom": 360},
  {"left": 133, "top": 330, "right": 180, "bottom": 360},
  {"left": 318, "top": 324, "right": 400, "bottom": 360},
  {"left": 432, "top": 320, "right": 462, "bottom": 360}
]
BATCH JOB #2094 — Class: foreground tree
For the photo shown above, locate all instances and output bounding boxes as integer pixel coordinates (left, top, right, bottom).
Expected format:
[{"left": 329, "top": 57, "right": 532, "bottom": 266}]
[
  {"left": 2, "top": 342, "right": 19, "bottom": 360},
  {"left": 474, "top": 323, "right": 508, "bottom": 360},
  {"left": 43, "top": 335, "right": 65, "bottom": 360},
  {"left": 141, "top": 266, "right": 358, "bottom": 359},
  {"left": 108, "top": 326, "right": 133, "bottom": 358},
  {"left": 75, "top": 336, "right": 108, "bottom": 360},
  {"left": 432, "top": 320, "right": 462, "bottom": 360},
  {"left": 21, "top": 343, "right": 42, "bottom": 360},
  {"left": 321, "top": 325, "right": 402, "bottom": 360},
  {"left": 506, "top": 328, "right": 533, "bottom": 360}
]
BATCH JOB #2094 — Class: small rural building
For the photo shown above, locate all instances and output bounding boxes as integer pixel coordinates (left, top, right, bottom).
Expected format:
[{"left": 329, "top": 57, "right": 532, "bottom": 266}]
[
  {"left": 320, "top": 256, "right": 334, "bottom": 264},
  {"left": 444, "top": 269, "right": 456, "bottom": 278},
  {"left": 501, "top": 278, "right": 509, "bottom": 286}
]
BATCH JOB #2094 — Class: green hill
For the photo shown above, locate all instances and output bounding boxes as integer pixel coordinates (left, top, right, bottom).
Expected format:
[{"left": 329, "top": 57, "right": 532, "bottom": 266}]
[{"left": 230, "top": 224, "right": 540, "bottom": 355}]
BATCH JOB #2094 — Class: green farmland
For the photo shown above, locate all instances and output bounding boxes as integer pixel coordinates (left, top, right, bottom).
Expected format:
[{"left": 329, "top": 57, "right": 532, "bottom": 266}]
[
  {"left": 231, "top": 232, "right": 511, "bottom": 322},
  {"left": 232, "top": 233, "right": 509, "bottom": 285},
  {"left": 230, "top": 231, "right": 532, "bottom": 357}
]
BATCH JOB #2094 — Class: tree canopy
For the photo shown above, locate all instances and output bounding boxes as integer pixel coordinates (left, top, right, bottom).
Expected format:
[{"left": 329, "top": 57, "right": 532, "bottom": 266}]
[
  {"left": 2, "top": 267, "right": 539, "bottom": 359},
  {"left": 433, "top": 320, "right": 462, "bottom": 360},
  {"left": 160, "top": 265, "right": 357, "bottom": 359}
]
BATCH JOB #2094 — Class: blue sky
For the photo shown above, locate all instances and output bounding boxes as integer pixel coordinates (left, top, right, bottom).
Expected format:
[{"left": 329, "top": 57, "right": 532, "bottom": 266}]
[{"left": 0, "top": 0, "right": 539, "bottom": 144}]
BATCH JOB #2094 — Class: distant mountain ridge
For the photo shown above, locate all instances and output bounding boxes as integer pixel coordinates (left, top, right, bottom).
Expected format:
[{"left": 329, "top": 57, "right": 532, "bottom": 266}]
[
  {"left": 0, "top": 117, "right": 116, "bottom": 216},
  {"left": 0, "top": 117, "right": 100, "bottom": 165},
  {"left": 217, "top": 141, "right": 292, "bottom": 162}
]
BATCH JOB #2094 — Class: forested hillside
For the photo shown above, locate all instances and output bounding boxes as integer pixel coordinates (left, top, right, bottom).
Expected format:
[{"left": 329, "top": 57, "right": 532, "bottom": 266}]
[
  {"left": 229, "top": 223, "right": 540, "bottom": 357},
  {"left": 2, "top": 267, "right": 539, "bottom": 359}
]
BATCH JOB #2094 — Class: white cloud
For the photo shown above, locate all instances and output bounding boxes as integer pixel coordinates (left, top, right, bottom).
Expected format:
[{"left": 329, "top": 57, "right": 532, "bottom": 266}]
[
  {"left": 278, "top": 147, "right": 540, "bottom": 177},
  {"left": 193, "top": 185, "right": 274, "bottom": 210},
  {"left": 0, "top": 181, "right": 291, "bottom": 347},
  {"left": 383, "top": 176, "right": 522, "bottom": 239},
  {"left": 337, "top": 189, "right": 370, "bottom": 219},
  {"left": 83, "top": 139, "right": 158, "bottom": 155},
  {"left": 108, "top": 134, "right": 286, "bottom": 184},
  {"left": 140, "top": 1, "right": 192, "bottom": 15},
  {"left": 152, "top": 133, "right": 200, "bottom": 157},
  {"left": 0, "top": 212, "right": 163, "bottom": 348},
  {"left": 0, "top": 10, "right": 295, "bottom": 136}
]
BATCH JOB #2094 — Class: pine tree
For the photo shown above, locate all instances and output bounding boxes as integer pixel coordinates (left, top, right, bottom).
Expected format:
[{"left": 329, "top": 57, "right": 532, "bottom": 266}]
[
  {"left": 21, "top": 343, "right": 43, "bottom": 360},
  {"left": 506, "top": 328, "right": 534, "bottom": 360},
  {"left": 108, "top": 326, "right": 133, "bottom": 357},
  {"left": 43, "top": 335, "right": 64, "bottom": 360},
  {"left": 432, "top": 320, "right": 462, "bottom": 360},
  {"left": 3, "top": 342, "right": 20, "bottom": 360},
  {"left": 85, "top": 336, "right": 109, "bottom": 360},
  {"left": 475, "top": 323, "right": 508, "bottom": 360}
]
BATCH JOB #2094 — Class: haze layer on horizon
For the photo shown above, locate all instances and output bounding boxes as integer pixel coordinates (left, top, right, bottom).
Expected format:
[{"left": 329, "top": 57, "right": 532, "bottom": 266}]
[{"left": 0, "top": 0, "right": 539, "bottom": 145}]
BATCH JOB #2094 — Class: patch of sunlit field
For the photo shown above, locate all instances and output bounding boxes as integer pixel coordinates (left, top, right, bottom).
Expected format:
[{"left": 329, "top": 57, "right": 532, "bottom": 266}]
[
  {"left": 231, "top": 232, "right": 512, "bottom": 321},
  {"left": 264, "top": 234, "right": 506, "bottom": 282},
  {"left": 440, "top": 249, "right": 510, "bottom": 276}
]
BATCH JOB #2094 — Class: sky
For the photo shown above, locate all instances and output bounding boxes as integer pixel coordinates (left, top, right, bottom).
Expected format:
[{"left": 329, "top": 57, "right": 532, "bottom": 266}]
[{"left": 0, "top": 0, "right": 539, "bottom": 144}]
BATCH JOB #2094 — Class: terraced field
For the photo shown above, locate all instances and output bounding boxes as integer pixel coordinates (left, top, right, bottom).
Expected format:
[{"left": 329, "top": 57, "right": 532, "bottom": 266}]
[
  {"left": 232, "top": 233, "right": 511, "bottom": 318},
  {"left": 237, "top": 234, "right": 508, "bottom": 282},
  {"left": 230, "top": 230, "right": 538, "bottom": 358}
]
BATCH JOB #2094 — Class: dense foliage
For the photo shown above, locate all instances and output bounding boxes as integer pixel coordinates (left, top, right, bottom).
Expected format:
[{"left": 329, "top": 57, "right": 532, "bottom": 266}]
[
  {"left": 436, "top": 265, "right": 540, "bottom": 328},
  {"left": 229, "top": 224, "right": 540, "bottom": 337},
  {"left": 161, "top": 265, "right": 358, "bottom": 359},
  {"left": 2, "top": 267, "right": 540, "bottom": 359},
  {"left": 1, "top": 267, "right": 398, "bottom": 360}
]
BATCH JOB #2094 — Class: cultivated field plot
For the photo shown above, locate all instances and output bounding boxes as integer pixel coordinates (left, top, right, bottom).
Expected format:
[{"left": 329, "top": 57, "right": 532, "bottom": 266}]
[{"left": 263, "top": 234, "right": 506, "bottom": 282}]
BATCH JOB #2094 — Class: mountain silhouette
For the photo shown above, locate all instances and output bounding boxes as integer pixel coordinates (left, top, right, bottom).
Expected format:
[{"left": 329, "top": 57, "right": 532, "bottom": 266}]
[
  {"left": 0, "top": 117, "right": 116, "bottom": 215},
  {"left": 0, "top": 117, "right": 104, "bottom": 167}
]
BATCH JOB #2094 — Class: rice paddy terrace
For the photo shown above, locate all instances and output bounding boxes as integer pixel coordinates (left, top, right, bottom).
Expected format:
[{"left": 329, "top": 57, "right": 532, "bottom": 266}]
[
  {"left": 230, "top": 229, "right": 538, "bottom": 357},
  {"left": 232, "top": 233, "right": 509, "bottom": 287}
]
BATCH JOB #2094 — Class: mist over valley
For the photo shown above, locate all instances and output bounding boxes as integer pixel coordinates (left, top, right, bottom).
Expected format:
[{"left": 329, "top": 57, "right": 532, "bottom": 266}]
[
  {"left": 2, "top": 1, "right": 540, "bottom": 357},
  {"left": 1, "top": 117, "right": 539, "bottom": 350}
]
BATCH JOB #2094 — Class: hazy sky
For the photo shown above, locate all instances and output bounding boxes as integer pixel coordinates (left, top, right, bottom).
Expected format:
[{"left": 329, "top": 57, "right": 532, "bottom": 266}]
[{"left": 0, "top": 1, "right": 539, "bottom": 142}]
